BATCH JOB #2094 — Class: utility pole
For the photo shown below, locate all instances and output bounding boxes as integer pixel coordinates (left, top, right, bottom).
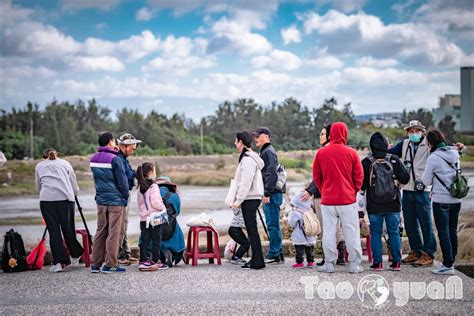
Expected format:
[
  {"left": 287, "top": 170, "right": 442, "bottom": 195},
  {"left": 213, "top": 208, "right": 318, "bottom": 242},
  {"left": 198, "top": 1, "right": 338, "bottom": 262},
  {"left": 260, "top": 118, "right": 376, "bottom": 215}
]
[
  {"left": 29, "top": 116, "right": 34, "bottom": 159},
  {"left": 200, "top": 122, "right": 204, "bottom": 156}
]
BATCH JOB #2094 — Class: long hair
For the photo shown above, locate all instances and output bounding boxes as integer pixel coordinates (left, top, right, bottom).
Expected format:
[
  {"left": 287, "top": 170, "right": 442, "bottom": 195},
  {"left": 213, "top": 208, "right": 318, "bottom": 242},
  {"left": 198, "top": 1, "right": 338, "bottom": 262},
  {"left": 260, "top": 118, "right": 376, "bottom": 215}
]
[
  {"left": 236, "top": 130, "right": 252, "bottom": 162},
  {"left": 42, "top": 148, "right": 58, "bottom": 160},
  {"left": 136, "top": 162, "right": 155, "bottom": 192},
  {"left": 426, "top": 129, "right": 446, "bottom": 152}
]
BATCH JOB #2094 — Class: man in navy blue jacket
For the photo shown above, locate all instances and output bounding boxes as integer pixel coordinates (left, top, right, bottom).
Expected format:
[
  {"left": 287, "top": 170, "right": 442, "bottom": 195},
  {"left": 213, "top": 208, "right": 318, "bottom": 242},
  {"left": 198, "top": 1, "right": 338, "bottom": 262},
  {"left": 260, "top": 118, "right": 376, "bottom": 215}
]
[{"left": 90, "top": 132, "right": 129, "bottom": 273}]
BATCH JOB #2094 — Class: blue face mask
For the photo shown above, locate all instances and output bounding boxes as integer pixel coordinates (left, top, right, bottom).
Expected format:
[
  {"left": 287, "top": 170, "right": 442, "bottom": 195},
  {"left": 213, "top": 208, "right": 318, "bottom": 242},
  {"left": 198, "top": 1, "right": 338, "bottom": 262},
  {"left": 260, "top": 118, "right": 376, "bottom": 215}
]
[{"left": 408, "top": 134, "right": 422, "bottom": 143}]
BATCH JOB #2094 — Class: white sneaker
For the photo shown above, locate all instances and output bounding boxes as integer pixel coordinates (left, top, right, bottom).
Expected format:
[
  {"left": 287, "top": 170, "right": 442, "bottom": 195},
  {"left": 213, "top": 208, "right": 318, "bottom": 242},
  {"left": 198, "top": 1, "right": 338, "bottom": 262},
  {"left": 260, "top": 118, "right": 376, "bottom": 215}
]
[
  {"left": 70, "top": 256, "right": 81, "bottom": 267},
  {"left": 318, "top": 263, "right": 335, "bottom": 273},
  {"left": 432, "top": 265, "right": 455, "bottom": 275},
  {"left": 49, "top": 263, "right": 63, "bottom": 273},
  {"left": 346, "top": 264, "right": 364, "bottom": 274}
]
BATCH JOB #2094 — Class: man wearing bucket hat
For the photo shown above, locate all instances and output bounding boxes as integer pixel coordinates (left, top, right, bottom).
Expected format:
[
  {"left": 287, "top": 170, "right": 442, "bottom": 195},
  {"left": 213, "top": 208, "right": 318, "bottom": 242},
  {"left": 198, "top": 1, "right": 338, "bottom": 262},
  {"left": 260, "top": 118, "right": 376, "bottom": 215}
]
[
  {"left": 116, "top": 133, "right": 142, "bottom": 265},
  {"left": 388, "top": 120, "right": 435, "bottom": 266}
]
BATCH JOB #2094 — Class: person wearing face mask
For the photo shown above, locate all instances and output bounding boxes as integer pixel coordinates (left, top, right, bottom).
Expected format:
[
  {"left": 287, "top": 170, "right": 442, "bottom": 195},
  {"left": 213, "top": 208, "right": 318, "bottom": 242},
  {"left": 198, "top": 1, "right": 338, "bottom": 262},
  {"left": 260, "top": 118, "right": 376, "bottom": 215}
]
[{"left": 387, "top": 120, "right": 436, "bottom": 267}]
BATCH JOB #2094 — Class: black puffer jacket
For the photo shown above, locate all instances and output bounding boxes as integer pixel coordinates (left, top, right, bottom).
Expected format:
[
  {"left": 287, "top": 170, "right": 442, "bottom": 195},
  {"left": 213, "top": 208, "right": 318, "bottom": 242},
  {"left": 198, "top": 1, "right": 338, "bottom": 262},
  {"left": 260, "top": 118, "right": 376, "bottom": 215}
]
[
  {"left": 260, "top": 143, "right": 285, "bottom": 196},
  {"left": 361, "top": 132, "right": 409, "bottom": 214}
]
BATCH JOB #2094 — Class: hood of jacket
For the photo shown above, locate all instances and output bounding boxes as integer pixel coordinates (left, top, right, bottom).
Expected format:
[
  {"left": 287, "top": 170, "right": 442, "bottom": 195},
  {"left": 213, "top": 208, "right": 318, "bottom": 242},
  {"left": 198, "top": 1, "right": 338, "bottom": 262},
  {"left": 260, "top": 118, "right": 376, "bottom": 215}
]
[
  {"left": 329, "top": 122, "right": 348, "bottom": 145},
  {"left": 245, "top": 150, "right": 265, "bottom": 170},
  {"left": 433, "top": 146, "right": 459, "bottom": 164},
  {"left": 370, "top": 132, "right": 388, "bottom": 159}
]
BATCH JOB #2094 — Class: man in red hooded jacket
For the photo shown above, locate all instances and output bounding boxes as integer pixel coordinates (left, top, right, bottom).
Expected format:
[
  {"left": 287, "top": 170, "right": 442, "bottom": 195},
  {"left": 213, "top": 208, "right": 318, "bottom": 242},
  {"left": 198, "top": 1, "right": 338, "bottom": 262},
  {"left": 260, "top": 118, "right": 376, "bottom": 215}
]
[{"left": 313, "top": 122, "right": 364, "bottom": 273}]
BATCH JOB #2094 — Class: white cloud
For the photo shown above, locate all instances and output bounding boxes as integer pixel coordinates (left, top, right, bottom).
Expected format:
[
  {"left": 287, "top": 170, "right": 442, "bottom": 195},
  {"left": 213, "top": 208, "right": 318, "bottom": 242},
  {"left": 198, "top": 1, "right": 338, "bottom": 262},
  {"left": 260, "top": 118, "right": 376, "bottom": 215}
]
[
  {"left": 303, "top": 10, "right": 466, "bottom": 66},
  {"left": 355, "top": 56, "right": 398, "bottom": 68},
  {"left": 0, "top": 0, "right": 33, "bottom": 27},
  {"left": 68, "top": 56, "right": 125, "bottom": 72},
  {"left": 305, "top": 56, "right": 344, "bottom": 69},
  {"left": 251, "top": 50, "right": 302, "bottom": 71},
  {"left": 116, "top": 30, "right": 161, "bottom": 61},
  {"left": 136, "top": 7, "right": 155, "bottom": 21},
  {"left": 316, "top": 0, "right": 368, "bottom": 13},
  {"left": 60, "top": 0, "right": 121, "bottom": 12},
  {"left": 144, "top": 55, "right": 215, "bottom": 76},
  {"left": 281, "top": 25, "right": 301, "bottom": 45}
]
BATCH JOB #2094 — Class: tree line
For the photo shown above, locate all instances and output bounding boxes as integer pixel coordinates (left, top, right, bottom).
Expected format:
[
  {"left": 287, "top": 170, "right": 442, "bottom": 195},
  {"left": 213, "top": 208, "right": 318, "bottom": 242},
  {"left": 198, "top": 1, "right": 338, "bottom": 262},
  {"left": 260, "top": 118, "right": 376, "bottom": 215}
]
[{"left": 0, "top": 97, "right": 459, "bottom": 160}]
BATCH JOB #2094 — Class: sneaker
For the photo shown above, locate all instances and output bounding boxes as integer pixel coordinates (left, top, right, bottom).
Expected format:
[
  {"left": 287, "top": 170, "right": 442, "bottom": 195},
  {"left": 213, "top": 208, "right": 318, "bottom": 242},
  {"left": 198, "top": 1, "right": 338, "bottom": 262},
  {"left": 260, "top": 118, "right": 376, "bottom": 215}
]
[
  {"left": 91, "top": 265, "right": 101, "bottom": 273},
  {"left": 118, "top": 258, "right": 131, "bottom": 266},
  {"left": 432, "top": 265, "right": 455, "bottom": 275},
  {"left": 49, "top": 263, "right": 63, "bottom": 273},
  {"left": 128, "top": 257, "right": 139, "bottom": 264},
  {"left": 412, "top": 253, "right": 433, "bottom": 267},
  {"left": 307, "top": 262, "right": 315, "bottom": 268},
  {"left": 156, "top": 262, "right": 169, "bottom": 270},
  {"left": 230, "top": 256, "right": 247, "bottom": 265},
  {"left": 164, "top": 250, "right": 173, "bottom": 268},
  {"left": 370, "top": 262, "right": 383, "bottom": 271},
  {"left": 264, "top": 255, "right": 282, "bottom": 264},
  {"left": 101, "top": 265, "right": 126, "bottom": 273},
  {"left": 346, "top": 264, "right": 364, "bottom": 274},
  {"left": 401, "top": 251, "right": 420, "bottom": 264},
  {"left": 138, "top": 260, "right": 154, "bottom": 270},
  {"left": 389, "top": 262, "right": 401, "bottom": 271},
  {"left": 70, "top": 256, "right": 81, "bottom": 267},
  {"left": 318, "top": 263, "right": 335, "bottom": 273},
  {"left": 292, "top": 263, "right": 305, "bottom": 269}
]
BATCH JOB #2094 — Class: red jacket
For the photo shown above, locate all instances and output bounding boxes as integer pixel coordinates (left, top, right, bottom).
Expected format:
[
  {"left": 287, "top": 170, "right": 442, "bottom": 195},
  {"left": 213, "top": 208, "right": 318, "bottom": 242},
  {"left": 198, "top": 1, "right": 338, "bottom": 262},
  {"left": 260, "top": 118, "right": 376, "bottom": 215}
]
[{"left": 312, "top": 122, "right": 363, "bottom": 206}]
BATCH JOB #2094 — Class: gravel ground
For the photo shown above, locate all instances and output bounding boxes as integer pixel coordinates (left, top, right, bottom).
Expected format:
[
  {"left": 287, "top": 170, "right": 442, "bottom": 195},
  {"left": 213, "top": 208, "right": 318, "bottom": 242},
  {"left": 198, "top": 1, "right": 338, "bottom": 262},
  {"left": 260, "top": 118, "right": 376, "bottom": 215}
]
[{"left": 1, "top": 258, "right": 472, "bottom": 315}]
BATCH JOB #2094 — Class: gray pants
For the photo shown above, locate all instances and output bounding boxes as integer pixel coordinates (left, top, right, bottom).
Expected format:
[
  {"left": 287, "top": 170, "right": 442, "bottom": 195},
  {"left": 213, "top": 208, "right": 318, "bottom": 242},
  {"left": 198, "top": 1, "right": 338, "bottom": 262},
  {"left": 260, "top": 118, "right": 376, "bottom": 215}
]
[
  {"left": 312, "top": 198, "right": 344, "bottom": 243},
  {"left": 118, "top": 203, "right": 131, "bottom": 259}
]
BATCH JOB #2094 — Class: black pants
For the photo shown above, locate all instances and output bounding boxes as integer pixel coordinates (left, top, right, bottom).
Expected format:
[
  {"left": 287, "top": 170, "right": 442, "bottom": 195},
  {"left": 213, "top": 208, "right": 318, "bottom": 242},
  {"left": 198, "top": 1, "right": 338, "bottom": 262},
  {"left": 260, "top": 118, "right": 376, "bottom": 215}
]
[
  {"left": 40, "top": 200, "right": 83, "bottom": 265},
  {"left": 228, "top": 226, "right": 250, "bottom": 258},
  {"left": 139, "top": 222, "right": 162, "bottom": 262},
  {"left": 295, "top": 245, "right": 314, "bottom": 264},
  {"left": 241, "top": 199, "right": 265, "bottom": 269}
]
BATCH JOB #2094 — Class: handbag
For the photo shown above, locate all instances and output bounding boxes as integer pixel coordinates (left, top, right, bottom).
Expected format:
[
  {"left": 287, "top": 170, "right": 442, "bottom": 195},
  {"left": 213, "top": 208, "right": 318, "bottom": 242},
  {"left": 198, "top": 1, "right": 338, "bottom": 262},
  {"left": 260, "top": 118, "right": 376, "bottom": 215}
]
[{"left": 224, "top": 179, "right": 237, "bottom": 206}]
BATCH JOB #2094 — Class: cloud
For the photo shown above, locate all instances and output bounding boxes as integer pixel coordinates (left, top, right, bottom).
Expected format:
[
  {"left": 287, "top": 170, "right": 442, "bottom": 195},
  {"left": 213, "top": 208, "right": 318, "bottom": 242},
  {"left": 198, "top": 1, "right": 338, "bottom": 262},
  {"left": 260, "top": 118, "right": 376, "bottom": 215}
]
[
  {"left": 281, "top": 25, "right": 301, "bottom": 45},
  {"left": 60, "top": 0, "right": 122, "bottom": 12},
  {"left": 251, "top": 50, "right": 302, "bottom": 71},
  {"left": 68, "top": 56, "right": 125, "bottom": 72},
  {"left": 355, "top": 56, "right": 398, "bottom": 68},
  {"left": 303, "top": 10, "right": 466, "bottom": 66},
  {"left": 316, "top": 0, "right": 368, "bottom": 13},
  {"left": 136, "top": 7, "right": 156, "bottom": 21},
  {"left": 305, "top": 56, "right": 344, "bottom": 69},
  {"left": 116, "top": 30, "right": 161, "bottom": 61}
]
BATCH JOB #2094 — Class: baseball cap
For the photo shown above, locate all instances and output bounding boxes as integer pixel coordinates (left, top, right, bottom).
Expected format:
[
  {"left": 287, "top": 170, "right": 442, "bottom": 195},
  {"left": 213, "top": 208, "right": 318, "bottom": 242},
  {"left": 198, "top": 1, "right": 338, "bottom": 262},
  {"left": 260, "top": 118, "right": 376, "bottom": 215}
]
[{"left": 253, "top": 127, "right": 271, "bottom": 137}]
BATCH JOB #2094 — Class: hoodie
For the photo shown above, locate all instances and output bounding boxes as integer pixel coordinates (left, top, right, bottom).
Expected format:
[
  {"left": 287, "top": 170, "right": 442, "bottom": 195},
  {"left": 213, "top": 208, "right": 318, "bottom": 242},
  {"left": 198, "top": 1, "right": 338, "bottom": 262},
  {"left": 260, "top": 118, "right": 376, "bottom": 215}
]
[
  {"left": 422, "top": 147, "right": 462, "bottom": 204},
  {"left": 137, "top": 183, "right": 166, "bottom": 221},
  {"left": 288, "top": 191, "right": 317, "bottom": 245},
  {"left": 312, "top": 122, "right": 364, "bottom": 206},
  {"left": 361, "top": 132, "right": 410, "bottom": 214},
  {"left": 233, "top": 151, "right": 265, "bottom": 206}
]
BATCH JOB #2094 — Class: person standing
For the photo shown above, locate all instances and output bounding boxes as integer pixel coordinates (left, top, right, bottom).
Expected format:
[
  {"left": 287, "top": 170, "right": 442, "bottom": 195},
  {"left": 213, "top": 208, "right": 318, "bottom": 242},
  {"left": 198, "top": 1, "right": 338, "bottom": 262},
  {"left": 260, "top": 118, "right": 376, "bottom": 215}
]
[
  {"left": 90, "top": 132, "right": 129, "bottom": 273},
  {"left": 231, "top": 131, "right": 266, "bottom": 270},
  {"left": 312, "top": 122, "right": 364, "bottom": 273},
  {"left": 253, "top": 127, "right": 285, "bottom": 264},
  {"left": 35, "top": 148, "right": 83, "bottom": 273},
  {"left": 116, "top": 133, "right": 142, "bottom": 265},
  {"left": 361, "top": 132, "right": 409, "bottom": 272},
  {"left": 422, "top": 129, "right": 463, "bottom": 275},
  {"left": 387, "top": 120, "right": 436, "bottom": 266}
]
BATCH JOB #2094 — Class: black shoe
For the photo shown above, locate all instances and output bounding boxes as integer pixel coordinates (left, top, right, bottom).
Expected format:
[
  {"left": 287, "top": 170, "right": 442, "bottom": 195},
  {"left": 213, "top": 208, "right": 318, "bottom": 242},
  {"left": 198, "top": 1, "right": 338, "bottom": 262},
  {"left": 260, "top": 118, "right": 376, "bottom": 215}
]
[
  {"left": 279, "top": 252, "right": 285, "bottom": 263},
  {"left": 241, "top": 262, "right": 265, "bottom": 270},
  {"left": 265, "top": 255, "right": 282, "bottom": 264},
  {"left": 231, "top": 256, "right": 247, "bottom": 265},
  {"left": 316, "top": 259, "right": 325, "bottom": 266},
  {"left": 241, "top": 262, "right": 251, "bottom": 269},
  {"left": 336, "top": 241, "right": 346, "bottom": 265},
  {"left": 164, "top": 250, "right": 173, "bottom": 268}
]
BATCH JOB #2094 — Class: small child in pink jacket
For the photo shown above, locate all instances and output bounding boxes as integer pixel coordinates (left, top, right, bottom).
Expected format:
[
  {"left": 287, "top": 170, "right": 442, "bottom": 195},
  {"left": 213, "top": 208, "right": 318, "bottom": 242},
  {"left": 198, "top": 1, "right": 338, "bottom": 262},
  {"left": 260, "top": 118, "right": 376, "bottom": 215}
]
[{"left": 136, "top": 162, "right": 168, "bottom": 271}]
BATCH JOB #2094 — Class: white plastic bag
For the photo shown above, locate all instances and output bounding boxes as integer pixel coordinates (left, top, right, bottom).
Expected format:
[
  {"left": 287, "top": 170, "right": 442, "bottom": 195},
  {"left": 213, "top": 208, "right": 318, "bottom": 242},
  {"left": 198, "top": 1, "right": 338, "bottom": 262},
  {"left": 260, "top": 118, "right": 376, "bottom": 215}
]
[
  {"left": 224, "top": 179, "right": 237, "bottom": 206},
  {"left": 186, "top": 212, "right": 216, "bottom": 230},
  {"left": 224, "top": 239, "right": 237, "bottom": 260},
  {"left": 0, "top": 151, "right": 6, "bottom": 167},
  {"left": 357, "top": 191, "right": 366, "bottom": 213}
]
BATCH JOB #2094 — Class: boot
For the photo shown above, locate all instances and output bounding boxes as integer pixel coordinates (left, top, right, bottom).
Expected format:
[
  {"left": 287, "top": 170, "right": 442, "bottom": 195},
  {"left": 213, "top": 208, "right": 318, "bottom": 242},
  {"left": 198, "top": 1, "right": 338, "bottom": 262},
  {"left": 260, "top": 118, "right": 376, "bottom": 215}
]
[{"left": 336, "top": 241, "right": 346, "bottom": 265}]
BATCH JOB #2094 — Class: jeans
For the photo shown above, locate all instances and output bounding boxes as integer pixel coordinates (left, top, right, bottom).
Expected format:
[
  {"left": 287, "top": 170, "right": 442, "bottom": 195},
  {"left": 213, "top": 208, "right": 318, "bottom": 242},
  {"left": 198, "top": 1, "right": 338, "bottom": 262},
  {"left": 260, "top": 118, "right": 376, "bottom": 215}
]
[
  {"left": 369, "top": 213, "right": 401, "bottom": 264},
  {"left": 402, "top": 191, "right": 436, "bottom": 257},
  {"left": 433, "top": 202, "right": 461, "bottom": 268},
  {"left": 242, "top": 199, "right": 265, "bottom": 269},
  {"left": 139, "top": 222, "right": 162, "bottom": 262},
  {"left": 263, "top": 192, "right": 283, "bottom": 258},
  {"left": 295, "top": 245, "right": 314, "bottom": 264},
  {"left": 40, "top": 200, "right": 83, "bottom": 265},
  {"left": 228, "top": 226, "right": 250, "bottom": 258}
]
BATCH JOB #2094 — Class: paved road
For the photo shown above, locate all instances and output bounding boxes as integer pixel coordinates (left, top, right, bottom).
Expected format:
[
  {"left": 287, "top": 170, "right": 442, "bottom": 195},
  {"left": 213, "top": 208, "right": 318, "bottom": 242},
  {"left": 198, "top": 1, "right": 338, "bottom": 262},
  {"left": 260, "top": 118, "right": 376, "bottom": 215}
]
[{"left": 1, "top": 258, "right": 472, "bottom": 314}]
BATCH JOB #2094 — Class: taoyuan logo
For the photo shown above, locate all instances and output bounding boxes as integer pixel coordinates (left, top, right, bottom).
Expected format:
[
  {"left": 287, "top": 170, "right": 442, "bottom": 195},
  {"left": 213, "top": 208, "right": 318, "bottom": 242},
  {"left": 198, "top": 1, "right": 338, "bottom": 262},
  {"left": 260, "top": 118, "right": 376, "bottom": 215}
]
[{"left": 300, "top": 275, "right": 463, "bottom": 308}]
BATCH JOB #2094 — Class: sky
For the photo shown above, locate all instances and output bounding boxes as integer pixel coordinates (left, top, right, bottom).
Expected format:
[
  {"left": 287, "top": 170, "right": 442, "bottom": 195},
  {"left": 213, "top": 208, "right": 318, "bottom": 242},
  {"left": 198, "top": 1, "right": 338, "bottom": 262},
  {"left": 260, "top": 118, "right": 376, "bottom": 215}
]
[{"left": 1, "top": 0, "right": 473, "bottom": 121}]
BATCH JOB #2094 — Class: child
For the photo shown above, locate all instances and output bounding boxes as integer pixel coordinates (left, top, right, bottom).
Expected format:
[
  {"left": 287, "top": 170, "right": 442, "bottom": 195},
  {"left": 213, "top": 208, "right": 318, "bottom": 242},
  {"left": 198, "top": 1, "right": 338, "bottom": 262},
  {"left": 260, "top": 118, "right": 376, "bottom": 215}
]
[
  {"left": 227, "top": 208, "right": 250, "bottom": 265},
  {"left": 136, "top": 162, "right": 169, "bottom": 271},
  {"left": 288, "top": 191, "right": 316, "bottom": 268}
]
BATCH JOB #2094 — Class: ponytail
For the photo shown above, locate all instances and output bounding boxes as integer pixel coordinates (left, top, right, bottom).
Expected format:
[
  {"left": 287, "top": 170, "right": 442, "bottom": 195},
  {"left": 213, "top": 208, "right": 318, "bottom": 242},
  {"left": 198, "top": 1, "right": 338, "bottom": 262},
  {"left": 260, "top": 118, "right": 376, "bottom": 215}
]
[{"left": 136, "top": 162, "right": 154, "bottom": 192}]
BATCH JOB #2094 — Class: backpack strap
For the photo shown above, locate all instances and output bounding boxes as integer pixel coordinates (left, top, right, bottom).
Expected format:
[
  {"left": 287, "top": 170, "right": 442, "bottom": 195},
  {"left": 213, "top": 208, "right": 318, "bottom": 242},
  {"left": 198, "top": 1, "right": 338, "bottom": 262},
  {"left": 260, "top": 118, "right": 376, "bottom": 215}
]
[
  {"left": 433, "top": 173, "right": 451, "bottom": 192},
  {"left": 142, "top": 192, "right": 149, "bottom": 211}
]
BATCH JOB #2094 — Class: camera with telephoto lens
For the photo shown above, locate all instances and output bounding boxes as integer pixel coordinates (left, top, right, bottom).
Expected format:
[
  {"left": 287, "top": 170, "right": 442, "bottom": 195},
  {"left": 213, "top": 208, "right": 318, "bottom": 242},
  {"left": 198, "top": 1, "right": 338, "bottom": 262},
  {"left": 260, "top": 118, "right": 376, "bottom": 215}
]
[
  {"left": 414, "top": 180, "right": 425, "bottom": 192},
  {"left": 403, "top": 160, "right": 412, "bottom": 170}
]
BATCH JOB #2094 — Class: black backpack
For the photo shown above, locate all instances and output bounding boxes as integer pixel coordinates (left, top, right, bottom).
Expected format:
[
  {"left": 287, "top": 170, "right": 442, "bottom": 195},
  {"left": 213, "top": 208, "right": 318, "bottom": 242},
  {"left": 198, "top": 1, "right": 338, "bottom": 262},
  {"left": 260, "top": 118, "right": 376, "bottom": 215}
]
[
  {"left": 161, "top": 192, "right": 177, "bottom": 241},
  {"left": 368, "top": 154, "right": 398, "bottom": 203},
  {"left": 2, "top": 229, "right": 28, "bottom": 273}
]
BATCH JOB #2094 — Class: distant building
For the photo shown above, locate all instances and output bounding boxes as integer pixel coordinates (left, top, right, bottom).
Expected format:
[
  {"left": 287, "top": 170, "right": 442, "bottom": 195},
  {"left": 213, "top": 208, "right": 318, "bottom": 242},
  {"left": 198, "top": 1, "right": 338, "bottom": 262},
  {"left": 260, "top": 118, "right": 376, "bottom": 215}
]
[
  {"left": 355, "top": 112, "right": 402, "bottom": 128},
  {"left": 432, "top": 94, "right": 461, "bottom": 131},
  {"left": 460, "top": 66, "right": 474, "bottom": 132}
]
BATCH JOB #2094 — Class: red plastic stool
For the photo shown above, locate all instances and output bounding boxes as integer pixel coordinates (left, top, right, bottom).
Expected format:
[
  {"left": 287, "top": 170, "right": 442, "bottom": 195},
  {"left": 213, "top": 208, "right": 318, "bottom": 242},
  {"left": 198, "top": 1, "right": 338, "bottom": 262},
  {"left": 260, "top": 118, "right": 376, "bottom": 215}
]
[
  {"left": 185, "top": 226, "right": 221, "bottom": 266},
  {"left": 345, "top": 234, "right": 372, "bottom": 263},
  {"left": 75, "top": 229, "right": 91, "bottom": 267}
]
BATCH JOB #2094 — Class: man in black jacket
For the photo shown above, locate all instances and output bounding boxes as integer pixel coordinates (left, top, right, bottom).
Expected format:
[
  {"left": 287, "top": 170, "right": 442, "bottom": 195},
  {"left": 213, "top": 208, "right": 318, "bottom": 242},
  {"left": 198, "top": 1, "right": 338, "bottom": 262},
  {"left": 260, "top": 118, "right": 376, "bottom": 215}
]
[
  {"left": 254, "top": 127, "right": 285, "bottom": 264},
  {"left": 361, "top": 132, "right": 409, "bottom": 271}
]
